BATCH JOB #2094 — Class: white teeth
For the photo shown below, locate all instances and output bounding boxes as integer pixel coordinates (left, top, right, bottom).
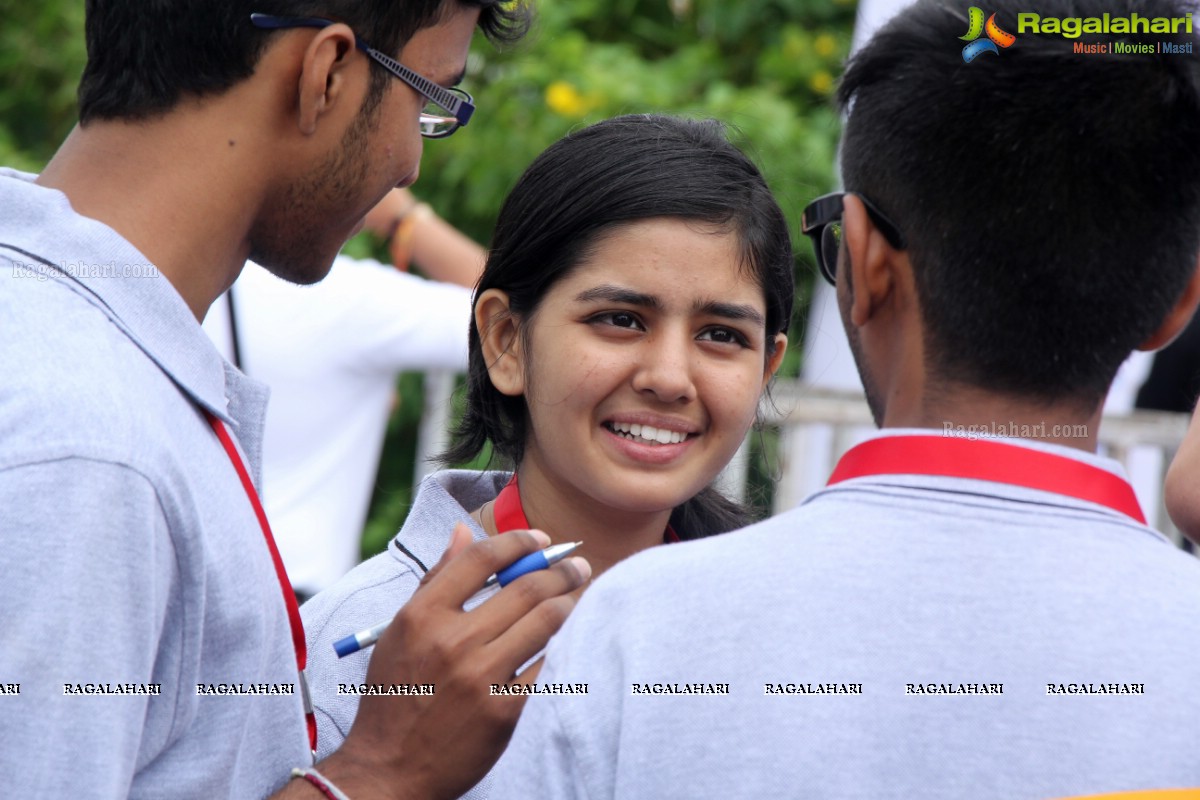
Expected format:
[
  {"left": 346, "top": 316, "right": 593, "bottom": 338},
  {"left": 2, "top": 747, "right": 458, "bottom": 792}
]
[{"left": 607, "top": 422, "right": 689, "bottom": 445}]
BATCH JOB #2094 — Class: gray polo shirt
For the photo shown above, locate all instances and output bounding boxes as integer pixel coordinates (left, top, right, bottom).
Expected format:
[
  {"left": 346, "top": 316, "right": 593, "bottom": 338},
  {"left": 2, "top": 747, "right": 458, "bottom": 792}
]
[
  {"left": 494, "top": 432, "right": 1200, "bottom": 799},
  {"left": 0, "top": 170, "right": 310, "bottom": 798}
]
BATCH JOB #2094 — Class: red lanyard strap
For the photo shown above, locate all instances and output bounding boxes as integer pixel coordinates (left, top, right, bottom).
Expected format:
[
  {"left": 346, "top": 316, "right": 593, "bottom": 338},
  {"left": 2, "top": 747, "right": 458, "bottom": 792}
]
[
  {"left": 492, "top": 475, "right": 530, "bottom": 535},
  {"left": 493, "top": 474, "right": 682, "bottom": 542},
  {"left": 204, "top": 411, "right": 317, "bottom": 752},
  {"left": 827, "top": 435, "right": 1146, "bottom": 525}
]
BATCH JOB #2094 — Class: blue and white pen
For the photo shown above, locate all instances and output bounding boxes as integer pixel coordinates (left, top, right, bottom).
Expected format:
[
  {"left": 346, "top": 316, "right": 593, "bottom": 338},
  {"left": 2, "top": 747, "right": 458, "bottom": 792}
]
[{"left": 333, "top": 541, "right": 582, "bottom": 658}]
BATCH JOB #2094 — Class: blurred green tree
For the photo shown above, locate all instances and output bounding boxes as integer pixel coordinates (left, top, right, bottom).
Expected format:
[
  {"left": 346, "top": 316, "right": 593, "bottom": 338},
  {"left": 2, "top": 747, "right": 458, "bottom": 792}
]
[{"left": 0, "top": 0, "right": 87, "bottom": 170}]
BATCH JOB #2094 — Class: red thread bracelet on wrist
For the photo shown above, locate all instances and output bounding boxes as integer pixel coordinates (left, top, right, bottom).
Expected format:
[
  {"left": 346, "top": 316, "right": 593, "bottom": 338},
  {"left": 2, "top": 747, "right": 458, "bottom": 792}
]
[{"left": 290, "top": 767, "right": 351, "bottom": 800}]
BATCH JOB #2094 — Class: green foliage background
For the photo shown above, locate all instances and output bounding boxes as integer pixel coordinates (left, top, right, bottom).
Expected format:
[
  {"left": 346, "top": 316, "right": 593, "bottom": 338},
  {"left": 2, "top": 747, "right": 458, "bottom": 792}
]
[{"left": 0, "top": 0, "right": 857, "bottom": 559}]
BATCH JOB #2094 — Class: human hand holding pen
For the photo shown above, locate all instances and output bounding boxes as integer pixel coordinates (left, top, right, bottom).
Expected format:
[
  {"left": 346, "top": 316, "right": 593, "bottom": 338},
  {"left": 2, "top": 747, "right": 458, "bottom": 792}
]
[
  {"left": 334, "top": 541, "right": 583, "bottom": 658},
  {"left": 297, "top": 524, "right": 591, "bottom": 800}
]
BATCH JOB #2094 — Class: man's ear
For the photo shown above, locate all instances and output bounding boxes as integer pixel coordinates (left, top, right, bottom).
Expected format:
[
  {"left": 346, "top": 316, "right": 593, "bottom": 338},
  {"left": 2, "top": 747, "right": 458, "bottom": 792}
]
[
  {"left": 1138, "top": 256, "right": 1200, "bottom": 351},
  {"left": 296, "top": 23, "right": 361, "bottom": 136},
  {"left": 841, "top": 193, "right": 906, "bottom": 327},
  {"left": 761, "top": 333, "right": 788, "bottom": 390},
  {"left": 475, "top": 288, "right": 525, "bottom": 397}
]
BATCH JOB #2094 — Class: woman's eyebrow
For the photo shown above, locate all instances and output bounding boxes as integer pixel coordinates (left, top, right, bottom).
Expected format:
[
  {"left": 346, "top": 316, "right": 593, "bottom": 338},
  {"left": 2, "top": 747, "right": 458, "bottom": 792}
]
[
  {"left": 573, "top": 285, "right": 661, "bottom": 309},
  {"left": 573, "top": 286, "right": 765, "bottom": 326},
  {"left": 695, "top": 300, "right": 765, "bottom": 327}
]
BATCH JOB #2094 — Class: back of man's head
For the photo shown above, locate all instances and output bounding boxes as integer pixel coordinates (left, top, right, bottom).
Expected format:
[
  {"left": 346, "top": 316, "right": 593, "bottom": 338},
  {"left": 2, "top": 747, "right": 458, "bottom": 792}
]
[
  {"left": 77, "top": 0, "right": 529, "bottom": 124},
  {"left": 839, "top": 0, "right": 1200, "bottom": 408}
]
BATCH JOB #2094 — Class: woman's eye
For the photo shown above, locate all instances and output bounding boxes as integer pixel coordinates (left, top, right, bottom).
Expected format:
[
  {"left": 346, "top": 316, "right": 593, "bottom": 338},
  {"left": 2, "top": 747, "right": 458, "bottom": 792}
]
[
  {"left": 592, "top": 312, "right": 643, "bottom": 330},
  {"left": 698, "top": 327, "right": 750, "bottom": 347}
]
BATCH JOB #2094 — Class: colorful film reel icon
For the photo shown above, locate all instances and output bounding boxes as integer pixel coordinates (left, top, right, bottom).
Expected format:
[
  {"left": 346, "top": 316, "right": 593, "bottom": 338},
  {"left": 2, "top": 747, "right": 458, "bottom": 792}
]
[{"left": 960, "top": 7, "right": 1016, "bottom": 62}]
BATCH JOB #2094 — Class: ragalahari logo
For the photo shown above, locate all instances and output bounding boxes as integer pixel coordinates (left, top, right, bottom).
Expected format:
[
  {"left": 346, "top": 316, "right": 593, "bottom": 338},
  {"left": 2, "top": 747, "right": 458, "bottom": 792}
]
[{"left": 960, "top": 7, "right": 1017, "bottom": 61}]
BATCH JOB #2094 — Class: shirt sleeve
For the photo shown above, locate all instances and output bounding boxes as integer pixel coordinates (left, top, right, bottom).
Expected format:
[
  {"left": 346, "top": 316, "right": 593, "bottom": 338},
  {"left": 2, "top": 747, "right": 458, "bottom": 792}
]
[
  {"left": 0, "top": 457, "right": 174, "bottom": 797},
  {"left": 327, "top": 256, "right": 473, "bottom": 375}
]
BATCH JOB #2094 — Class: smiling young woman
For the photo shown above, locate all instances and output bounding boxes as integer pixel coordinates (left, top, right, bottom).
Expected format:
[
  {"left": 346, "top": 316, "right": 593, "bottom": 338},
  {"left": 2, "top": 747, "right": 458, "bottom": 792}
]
[
  {"left": 471, "top": 216, "right": 787, "bottom": 580},
  {"left": 300, "top": 114, "right": 794, "bottom": 793}
]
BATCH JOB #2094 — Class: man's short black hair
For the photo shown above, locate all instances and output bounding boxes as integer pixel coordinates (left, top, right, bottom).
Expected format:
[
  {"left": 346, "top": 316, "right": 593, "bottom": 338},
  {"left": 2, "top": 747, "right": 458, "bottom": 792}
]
[
  {"left": 839, "top": 0, "right": 1200, "bottom": 407},
  {"left": 77, "top": 0, "right": 529, "bottom": 124}
]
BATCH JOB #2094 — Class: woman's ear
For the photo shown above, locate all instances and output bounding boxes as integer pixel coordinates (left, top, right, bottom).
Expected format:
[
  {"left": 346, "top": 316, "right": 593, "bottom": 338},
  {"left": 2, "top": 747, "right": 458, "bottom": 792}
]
[
  {"left": 475, "top": 288, "right": 525, "bottom": 397},
  {"left": 761, "top": 333, "right": 788, "bottom": 390}
]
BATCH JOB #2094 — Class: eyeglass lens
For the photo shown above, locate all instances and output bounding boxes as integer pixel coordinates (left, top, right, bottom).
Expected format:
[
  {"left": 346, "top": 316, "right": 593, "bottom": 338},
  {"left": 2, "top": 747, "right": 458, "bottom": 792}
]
[
  {"left": 419, "top": 106, "right": 456, "bottom": 137},
  {"left": 417, "top": 90, "right": 469, "bottom": 138}
]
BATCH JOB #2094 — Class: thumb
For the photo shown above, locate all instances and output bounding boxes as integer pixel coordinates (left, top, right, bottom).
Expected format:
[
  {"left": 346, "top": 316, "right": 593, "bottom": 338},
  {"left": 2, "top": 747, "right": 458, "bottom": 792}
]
[{"left": 419, "top": 521, "right": 475, "bottom": 586}]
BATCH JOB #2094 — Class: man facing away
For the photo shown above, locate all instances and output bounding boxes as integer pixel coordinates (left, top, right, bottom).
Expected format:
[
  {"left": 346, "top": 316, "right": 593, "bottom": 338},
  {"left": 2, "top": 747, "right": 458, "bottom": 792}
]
[
  {"left": 492, "top": 0, "right": 1200, "bottom": 797},
  {"left": 0, "top": 2, "right": 590, "bottom": 798}
]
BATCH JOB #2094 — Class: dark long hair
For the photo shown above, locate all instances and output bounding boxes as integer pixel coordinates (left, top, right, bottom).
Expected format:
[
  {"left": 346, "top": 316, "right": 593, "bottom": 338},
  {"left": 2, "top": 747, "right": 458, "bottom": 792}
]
[{"left": 442, "top": 114, "right": 794, "bottom": 538}]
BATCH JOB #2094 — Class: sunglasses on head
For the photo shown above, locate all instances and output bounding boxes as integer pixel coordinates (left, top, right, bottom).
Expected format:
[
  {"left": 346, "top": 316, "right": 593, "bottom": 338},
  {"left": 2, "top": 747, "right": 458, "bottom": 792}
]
[{"left": 801, "top": 192, "right": 906, "bottom": 286}]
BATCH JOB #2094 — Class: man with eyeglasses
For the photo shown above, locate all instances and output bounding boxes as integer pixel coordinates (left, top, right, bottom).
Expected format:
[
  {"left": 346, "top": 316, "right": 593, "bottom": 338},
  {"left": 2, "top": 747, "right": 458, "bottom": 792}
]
[
  {"left": 0, "top": 2, "right": 590, "bottom": 799},
  {"left": 493, "top": 0, "right": 1200, "bottom": 797}
]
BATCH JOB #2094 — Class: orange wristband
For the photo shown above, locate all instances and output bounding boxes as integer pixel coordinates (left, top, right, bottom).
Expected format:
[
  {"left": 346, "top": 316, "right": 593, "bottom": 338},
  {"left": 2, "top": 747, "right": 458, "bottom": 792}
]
[{"left": 387, "top": 202, "right": 433, "bottom": 271}]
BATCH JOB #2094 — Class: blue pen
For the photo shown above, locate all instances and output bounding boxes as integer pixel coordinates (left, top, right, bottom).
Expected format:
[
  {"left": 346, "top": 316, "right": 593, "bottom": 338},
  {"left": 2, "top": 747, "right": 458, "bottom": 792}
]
[{"left": 333, "top": 541, "right": 582, "bottom": 658}]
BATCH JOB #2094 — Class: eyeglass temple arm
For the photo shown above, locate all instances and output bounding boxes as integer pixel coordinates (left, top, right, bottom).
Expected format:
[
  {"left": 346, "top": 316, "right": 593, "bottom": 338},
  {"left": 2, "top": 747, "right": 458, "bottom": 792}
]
[
  {"left": 801, "top": 193, "right": 845, "bottom": 236},
  {"left": 249, "top": 14, "right": 370, "bottom": 54},
  {"left": 362, "top": 49, "right": 473, "bottom": 125}
]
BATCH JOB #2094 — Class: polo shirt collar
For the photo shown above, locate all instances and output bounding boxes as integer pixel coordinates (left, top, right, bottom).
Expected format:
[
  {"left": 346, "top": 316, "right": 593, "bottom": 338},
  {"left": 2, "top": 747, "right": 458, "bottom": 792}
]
[
  {"left": 390, "top": 471, "right": 509, "bottom": 574},
  {"left": 0, "top": 168, "right": 240, "bottom": 423}
]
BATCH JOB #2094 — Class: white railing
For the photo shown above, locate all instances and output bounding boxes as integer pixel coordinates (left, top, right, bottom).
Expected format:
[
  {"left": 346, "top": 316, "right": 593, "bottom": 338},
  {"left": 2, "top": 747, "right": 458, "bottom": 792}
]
[
  {"left": 413, "top": 371, "right": 459, "bottom": 487},
  {"left": 416, "top": 375, "right": 1195, "bottom": 552}
]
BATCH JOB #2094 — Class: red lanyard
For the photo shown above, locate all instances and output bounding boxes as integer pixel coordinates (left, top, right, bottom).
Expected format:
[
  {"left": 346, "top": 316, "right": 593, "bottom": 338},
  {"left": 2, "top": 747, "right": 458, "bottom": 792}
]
[
  {"left": 827, "top": 435, "right": 1146, "bottom": 524},
  {"left": 204, "top": 411, "right": 317, "bottom": 753},
  {"left": 493, "top": 474, "right": 682, "bottom": 542}
]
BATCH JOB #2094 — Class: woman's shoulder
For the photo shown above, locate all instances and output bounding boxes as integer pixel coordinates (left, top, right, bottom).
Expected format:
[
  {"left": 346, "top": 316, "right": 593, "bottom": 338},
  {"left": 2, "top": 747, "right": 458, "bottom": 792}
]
[
  {"left": 390, "top": 467, "right": 508, "bottom": 566},
  {"left": 301, "top": 470, "right": 509, "bottom": 638},
  {"left": 300, "top": 546, "right": 422, "bottom": 647}
]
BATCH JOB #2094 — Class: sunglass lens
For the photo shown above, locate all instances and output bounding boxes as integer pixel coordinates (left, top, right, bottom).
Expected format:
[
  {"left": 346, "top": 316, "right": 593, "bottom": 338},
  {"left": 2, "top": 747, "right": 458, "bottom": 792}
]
[{"left": 820, "top": 222, "right": 842, "bottom": 285}]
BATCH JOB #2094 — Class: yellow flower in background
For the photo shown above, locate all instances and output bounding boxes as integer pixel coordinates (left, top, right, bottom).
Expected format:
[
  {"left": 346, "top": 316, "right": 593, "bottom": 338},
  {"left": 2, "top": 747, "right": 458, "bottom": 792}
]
[
  {"left": 814, "top": 33, "right": 837, "bottom": 57},
  {"left": 546, "top": 81, "right": 589, "bottom": 117},
  {"left": 809, "top": 70, "right": 834, "bottom": 94}
]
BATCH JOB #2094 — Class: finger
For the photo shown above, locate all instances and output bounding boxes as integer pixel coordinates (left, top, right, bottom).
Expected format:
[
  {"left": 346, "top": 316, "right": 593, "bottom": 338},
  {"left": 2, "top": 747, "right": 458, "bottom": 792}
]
[
  {"left": 417, "top": 528, "right": 553, "bottom": 608},
  {"left": 418, "top": 522, "right": 475, "bottom": 587},
  {"left": 465, "top": 556, "right": 588, "bottom": 652},
  {"left": 482, "top": 593, "right": 578, "bottom": 684}
]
